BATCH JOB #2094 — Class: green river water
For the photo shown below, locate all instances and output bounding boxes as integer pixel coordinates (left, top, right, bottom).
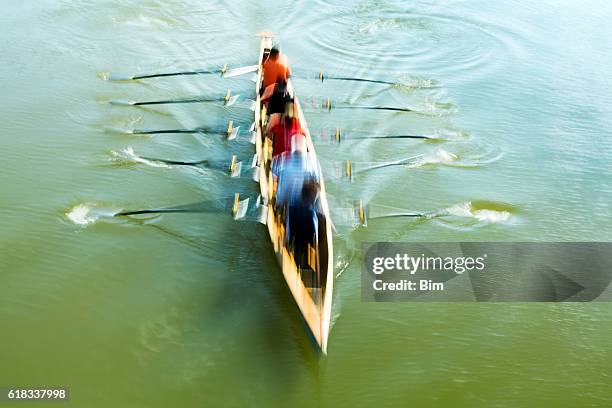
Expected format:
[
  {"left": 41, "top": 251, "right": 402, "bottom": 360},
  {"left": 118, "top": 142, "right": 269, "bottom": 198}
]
[{"left": 1, "top": 0, "right": 611, "bottom": 407}]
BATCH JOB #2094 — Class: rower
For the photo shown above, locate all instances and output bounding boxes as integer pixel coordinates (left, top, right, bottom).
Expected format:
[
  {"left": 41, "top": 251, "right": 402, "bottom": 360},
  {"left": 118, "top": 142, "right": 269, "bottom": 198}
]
[
  {"left": 274, "top": 134, "right": 320, "bottom": 209},
  {"left": 262, "top": 79, "right": 289, "bottom": 120},
  {"left": 261, "top": 44, "right": 291, "bottom": 96},
  {"left": 286, "top": 179, "right": 321, "bottom": 270},
  {"left": 268, "top": 97, "right": 303, "bottom": 158}
]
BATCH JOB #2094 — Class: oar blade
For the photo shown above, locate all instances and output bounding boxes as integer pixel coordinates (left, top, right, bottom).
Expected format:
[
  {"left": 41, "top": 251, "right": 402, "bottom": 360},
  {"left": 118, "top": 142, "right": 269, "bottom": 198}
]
[
  {"left": 107, "top": 74, "right": 135, "bottom": 81},
  {"left": 227, "top": 126, "right": 240, "bottom": 141},
  {"left": 103, "top": 127, "right": 134, "bottom": 135},
  {"left": 225, "top": 94, "right": 240, "bottom": 107},
  {"left": 233, "top": 196, "right": 250, "bottom": 220},
  {"left": 223, "top": 64, "right": 259, "bottom": 78},
  {"left": 109, "top": 99, "right": 135, "bottom": 106}
]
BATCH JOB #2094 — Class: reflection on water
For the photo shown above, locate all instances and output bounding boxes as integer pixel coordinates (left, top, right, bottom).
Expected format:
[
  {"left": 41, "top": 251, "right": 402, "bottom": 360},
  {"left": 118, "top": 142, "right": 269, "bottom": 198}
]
[{"left": 1, "top": 0, "right": 612, "bottom": 406}]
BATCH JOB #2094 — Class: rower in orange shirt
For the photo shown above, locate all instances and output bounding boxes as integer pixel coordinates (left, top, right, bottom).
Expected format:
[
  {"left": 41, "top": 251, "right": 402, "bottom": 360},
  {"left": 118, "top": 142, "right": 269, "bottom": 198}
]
[{"left": 261, "top": 45, "right": 291, "bottom": 95}]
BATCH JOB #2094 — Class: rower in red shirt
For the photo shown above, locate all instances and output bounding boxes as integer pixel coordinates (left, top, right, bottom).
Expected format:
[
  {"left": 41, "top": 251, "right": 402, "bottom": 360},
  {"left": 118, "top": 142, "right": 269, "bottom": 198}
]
[{"left": 268, "top": 97, "right": 303, "bottom": 157}]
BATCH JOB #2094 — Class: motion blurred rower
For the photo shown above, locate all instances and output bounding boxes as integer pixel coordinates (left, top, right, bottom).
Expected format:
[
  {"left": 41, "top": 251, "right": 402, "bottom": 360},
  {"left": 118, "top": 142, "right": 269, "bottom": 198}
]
[
  {"left": 273, "top": 134, "right": 320, "bottom": 209},
  {"left": 261, "top": 44, "right": 291, "bottom": 95},
  {"left": 286, "top": 179, "right": 322, "bottom": 270},
  {"left": 268, "top": 97, "right": 303, "bottom": 157}
]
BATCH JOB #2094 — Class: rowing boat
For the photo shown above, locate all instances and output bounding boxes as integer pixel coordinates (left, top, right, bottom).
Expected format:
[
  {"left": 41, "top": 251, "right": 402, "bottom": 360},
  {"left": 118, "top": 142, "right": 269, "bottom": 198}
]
[
  {"left": 254, "top": 34, "right": 334, "bottom": 354},
  {"left": 103, "top": 33, "right": 444, "bottom": 354}
]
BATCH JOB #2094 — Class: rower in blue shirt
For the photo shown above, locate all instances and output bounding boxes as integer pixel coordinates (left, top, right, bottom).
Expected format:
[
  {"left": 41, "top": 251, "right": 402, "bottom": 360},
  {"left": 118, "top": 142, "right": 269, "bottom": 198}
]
[{"left": 274, "top": 134, "right": 321, "bottom": 210}]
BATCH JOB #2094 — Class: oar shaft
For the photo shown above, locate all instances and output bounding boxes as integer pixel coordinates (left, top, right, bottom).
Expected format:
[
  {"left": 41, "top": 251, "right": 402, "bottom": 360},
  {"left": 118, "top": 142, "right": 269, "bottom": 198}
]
[
  {"left": 139, "top": 157, "right": 209, "bottom": 166},
  {"left": 116, "top": 208, "right": 186, "bottom": 216},
  {"left": 106, "top": 64, "right": 257, "bottom": 81},
  {"left": 133, "top": 97, "right": 221, "bottom": 106},
  {"left": 314, "top": 71, "right": 396, "bottom": 85},
  {"left": 115, "top": 199, "right": 226, "bottom": 217},
  {"left": 352, "top": 135, "right": 430, "bottom": 140},
  {"left": 333, "top": 106, "right": 414, "bottom": 112},
  {"left": 356, "top": 154, "right": 423, "bottom": 173},
  {"left": 325, "top": 76, "right": 395, "bottom": 85},
  {"left": 132, "top": 70, "right": 217, "bottom": 80},
  {"left": 369, "top": 213, "right": 425, "bottom": 220},
  {"left": 321, "top": 128, "right": 439, "bottom": 141},
  {"left": 132, "top": 128, "right": 217, "bottom": 135}
]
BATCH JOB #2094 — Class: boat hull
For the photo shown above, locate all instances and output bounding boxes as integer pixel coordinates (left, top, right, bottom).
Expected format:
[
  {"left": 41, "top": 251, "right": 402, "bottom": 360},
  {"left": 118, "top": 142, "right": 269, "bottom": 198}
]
[{"left": 254, "top": 35, "right": 334, "bottom": 354}]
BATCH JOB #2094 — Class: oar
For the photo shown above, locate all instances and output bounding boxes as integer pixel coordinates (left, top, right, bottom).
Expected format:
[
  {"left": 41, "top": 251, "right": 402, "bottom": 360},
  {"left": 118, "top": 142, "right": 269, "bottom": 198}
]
[
  {"left": 105, "top": 64, "right": 258, "bottom": 81},
  {"left": 351, "top": 154, "right": 424, "bottom": 175},
  {"left": 336, "top": 200, "right": 429, "bottom": 227},
  {"left": 316, "top": 71, "right": 396, "bottom": 85},
  {"left": 137, "top": 157, "right": 211, "bottom": 167},
  {"left": 331, "top": 106, "right": 415, "bottom": 113},
  {"left": 117, "top": 121, "right": 242, "bottom": 140},
  {"left": 329, "top": 155, "right": 423, "bottom": 182},
  {"left": 110, "top": 89, "right": 241, "bottom": 107},
  {"left": 352, "top": 135, "right": 431, "bottom": 140},
  {"left": 128, "top": 128, "right": 217, "bottom": 135},
  {"left": 119, "top": 149, "right": 246, "bottom": 177},
  {"left": 111, "top": 97, "right": 223, "bottom": 106},
  {"left": 293, "top": 71, "right": 396, "bottom": 85},
  {"left": 115, "top": 199, "right": 225, "bottom": 217},
  {"left": 116, "top": 193, "right": 254, "bottom": 220},
  {"left": 318, "top": 128, "right": 444, "bottom": 142},
  {"left": 368, "top": 212, "right": 427, "bottom": 220},
  {"left": 322, "top": 98, "right": 415, "bottom": 113}
]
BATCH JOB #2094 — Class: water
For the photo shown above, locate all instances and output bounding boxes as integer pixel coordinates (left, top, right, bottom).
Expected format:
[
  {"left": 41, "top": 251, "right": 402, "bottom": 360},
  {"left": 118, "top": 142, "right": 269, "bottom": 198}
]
[{"left": 1, "top": 0, "right": 611, "bottom": 406}]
